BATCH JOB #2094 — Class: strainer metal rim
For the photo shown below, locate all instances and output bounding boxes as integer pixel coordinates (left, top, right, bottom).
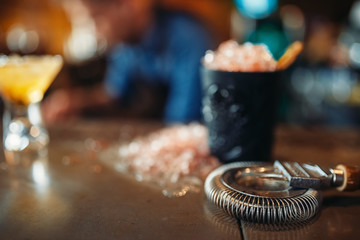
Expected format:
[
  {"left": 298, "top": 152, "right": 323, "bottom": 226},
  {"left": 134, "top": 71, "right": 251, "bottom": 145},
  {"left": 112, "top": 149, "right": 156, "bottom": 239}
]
[{"left": 220, "top": 166, "right": 308, "bottom": 198}]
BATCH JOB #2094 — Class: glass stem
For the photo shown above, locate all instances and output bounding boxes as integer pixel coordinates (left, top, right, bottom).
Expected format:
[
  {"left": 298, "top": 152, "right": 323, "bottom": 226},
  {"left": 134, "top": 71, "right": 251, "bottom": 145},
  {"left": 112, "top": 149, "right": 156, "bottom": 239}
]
[{"left": 3, "top": 101, "right": 48, "bottom": 165}]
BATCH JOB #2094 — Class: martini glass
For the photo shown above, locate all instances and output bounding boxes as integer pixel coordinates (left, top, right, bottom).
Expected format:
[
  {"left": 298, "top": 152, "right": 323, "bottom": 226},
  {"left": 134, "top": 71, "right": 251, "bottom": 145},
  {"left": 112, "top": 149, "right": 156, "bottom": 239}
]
[{"left": 0, "top": 55, "right": 63, "bottom": 166}]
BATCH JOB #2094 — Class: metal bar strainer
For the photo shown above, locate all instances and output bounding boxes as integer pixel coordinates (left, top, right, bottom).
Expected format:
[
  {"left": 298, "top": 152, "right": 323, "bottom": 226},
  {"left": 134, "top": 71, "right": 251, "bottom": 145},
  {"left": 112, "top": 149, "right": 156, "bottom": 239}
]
[{"left": 204, "top": 161, "right": 360, "bottom": 224}]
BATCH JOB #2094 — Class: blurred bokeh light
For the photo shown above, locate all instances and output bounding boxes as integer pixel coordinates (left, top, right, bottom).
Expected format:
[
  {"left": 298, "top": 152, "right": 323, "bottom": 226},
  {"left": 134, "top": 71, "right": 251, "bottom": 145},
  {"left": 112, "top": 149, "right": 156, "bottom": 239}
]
[
  {"left": 1, "top": 0, "right": 360, "bottom": 126},
  {"left": 234, "top": 0, "right": 278, "bottom": 19}
]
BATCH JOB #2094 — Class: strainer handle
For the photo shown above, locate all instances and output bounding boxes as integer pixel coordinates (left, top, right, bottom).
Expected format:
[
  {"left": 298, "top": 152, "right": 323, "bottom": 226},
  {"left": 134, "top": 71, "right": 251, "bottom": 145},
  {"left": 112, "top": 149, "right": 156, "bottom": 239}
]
[
  {"left": 274, "top": 161, "right": 360, "bottom": 191},
  {"left": 335, "top": 164, "right": 360, "bottom": 191}
]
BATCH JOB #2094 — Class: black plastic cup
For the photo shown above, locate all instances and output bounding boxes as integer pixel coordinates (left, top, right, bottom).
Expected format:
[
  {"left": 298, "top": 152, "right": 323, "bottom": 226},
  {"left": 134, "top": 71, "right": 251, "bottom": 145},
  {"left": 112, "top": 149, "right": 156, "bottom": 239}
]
[{"left": 201, "top": 67, "right": 281, "bottom": 163}]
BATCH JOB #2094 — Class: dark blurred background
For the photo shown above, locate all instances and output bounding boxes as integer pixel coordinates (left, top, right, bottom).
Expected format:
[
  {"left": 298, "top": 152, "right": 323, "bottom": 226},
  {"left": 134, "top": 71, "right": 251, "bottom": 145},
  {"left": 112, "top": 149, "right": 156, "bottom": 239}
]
[{"left": 1, "top": 0, "right": 360, "bottom": 126}]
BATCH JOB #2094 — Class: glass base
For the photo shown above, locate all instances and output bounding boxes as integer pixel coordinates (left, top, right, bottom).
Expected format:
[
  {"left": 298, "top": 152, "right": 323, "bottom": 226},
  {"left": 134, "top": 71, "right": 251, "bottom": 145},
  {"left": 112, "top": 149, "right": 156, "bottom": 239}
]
[{"left": 4, "top": 147, "right": 48, "bottom": 167}]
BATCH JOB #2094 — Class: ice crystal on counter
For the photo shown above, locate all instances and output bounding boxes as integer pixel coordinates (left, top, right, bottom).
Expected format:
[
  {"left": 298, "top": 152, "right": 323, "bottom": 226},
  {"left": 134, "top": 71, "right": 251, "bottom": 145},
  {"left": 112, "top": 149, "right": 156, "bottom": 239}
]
[{"left": 102, "top": 123, "right": 220, "bottom": 197}]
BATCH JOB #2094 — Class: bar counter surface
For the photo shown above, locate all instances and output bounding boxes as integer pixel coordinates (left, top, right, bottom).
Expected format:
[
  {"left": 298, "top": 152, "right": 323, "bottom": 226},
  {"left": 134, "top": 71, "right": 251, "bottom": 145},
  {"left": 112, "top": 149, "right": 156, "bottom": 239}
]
[{"left": 0, "top": 120, "right": 359, "bottom": 240}]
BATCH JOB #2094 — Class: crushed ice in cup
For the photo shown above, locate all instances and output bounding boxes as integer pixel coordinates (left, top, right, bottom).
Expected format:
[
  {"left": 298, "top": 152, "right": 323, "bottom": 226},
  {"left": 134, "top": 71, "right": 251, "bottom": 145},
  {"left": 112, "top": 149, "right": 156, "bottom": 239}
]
[{"left": 203, "top": 40, "right": 277, "bottom": 72}]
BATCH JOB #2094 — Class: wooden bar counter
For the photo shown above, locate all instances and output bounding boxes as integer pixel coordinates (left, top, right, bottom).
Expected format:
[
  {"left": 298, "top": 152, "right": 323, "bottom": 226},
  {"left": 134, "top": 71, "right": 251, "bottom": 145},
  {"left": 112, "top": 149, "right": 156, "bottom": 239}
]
[{"left": 0, "top": 120, "right": 359, "bottom": 239}]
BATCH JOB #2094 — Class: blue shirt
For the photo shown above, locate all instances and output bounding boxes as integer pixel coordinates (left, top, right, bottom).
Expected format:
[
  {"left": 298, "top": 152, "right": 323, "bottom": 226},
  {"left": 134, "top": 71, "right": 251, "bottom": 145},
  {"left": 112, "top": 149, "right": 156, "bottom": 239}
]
[{"left": 104, "top": 11, "right": 213, "bottom": 123}]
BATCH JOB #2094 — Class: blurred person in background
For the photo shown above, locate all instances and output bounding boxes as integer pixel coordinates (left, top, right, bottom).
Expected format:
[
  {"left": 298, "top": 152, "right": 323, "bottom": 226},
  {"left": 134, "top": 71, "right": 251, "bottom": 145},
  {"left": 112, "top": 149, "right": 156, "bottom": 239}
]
[{"left": 42, "top": 0, "right": 213, "bottom": 124}]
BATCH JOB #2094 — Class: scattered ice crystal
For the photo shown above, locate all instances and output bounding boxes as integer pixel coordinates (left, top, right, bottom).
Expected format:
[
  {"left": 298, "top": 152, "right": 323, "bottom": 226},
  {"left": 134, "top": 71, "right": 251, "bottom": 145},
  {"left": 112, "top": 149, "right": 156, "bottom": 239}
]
[{"left": 114, "top": 123, "right": 220, "bottom": 197}]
